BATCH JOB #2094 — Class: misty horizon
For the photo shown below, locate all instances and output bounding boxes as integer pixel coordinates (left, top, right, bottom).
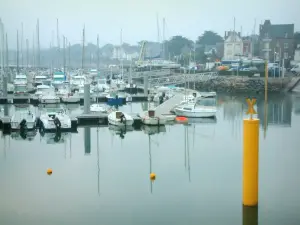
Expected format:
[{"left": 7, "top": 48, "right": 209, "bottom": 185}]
[{"left": 0, "top": 0, "right": 299, "bottom": 49}]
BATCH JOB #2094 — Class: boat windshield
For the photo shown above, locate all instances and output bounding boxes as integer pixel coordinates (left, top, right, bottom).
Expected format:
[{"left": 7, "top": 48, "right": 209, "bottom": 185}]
[
  {"left": 15, "top": 85, "right": 27, "bottom": 92},
  {"left": 197, "top": 98, "right": 216, "bottom": 107}
]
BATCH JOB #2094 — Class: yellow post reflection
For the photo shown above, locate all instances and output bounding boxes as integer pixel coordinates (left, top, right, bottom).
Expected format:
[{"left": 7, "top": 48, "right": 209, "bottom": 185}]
[{"left": 243, "top": 206, "right": 258, "bottom": 225}]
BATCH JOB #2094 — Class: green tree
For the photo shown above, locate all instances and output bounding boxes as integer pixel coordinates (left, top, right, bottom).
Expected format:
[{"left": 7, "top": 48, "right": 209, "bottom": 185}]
[
  {"left": 166, "top": 36, "right": 193, "bottom": 57},
  {"left": 196, "top": 31, "right": 224, "bottom": 45}
]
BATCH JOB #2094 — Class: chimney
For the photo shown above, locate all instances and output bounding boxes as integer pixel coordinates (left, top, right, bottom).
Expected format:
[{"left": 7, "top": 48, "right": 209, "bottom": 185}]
[{"left": 225, "top": 31, "right": 227, "bottom": 39}]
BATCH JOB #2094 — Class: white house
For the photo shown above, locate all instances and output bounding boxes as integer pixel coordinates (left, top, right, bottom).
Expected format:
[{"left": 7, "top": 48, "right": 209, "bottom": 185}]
[
  {"left": 223, "top": 31, "right": 243, "bottom": 60},
  {"left": 291, "top": 44, "right": 300, "bottom": 66},
  {"left": 112, "top": 46, "right": 126, "bottom": 59}
]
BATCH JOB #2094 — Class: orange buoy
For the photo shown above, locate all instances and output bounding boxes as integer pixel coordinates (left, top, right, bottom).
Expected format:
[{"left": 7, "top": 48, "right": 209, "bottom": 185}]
[
  {"left": 47, "top": 168, "right": 53, "bottom": 175},
  {"left": 150, "top": 173, "right": 156, "bottom": 181},
  {"left": 175, "top": 116, "right": 188, "bottom": 123}
]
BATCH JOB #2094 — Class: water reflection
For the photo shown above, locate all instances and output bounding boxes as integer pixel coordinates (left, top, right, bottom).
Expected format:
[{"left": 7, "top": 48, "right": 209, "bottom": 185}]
[
  {"left": 84, "top": 127, "right": 91, "bottom": 155},
  {"left": 96, "top": 128, "right": 100, "bottom": 196},
  {"left": 243, "top": 206, "right": 258, "bottom": 225},
  {"left": 257, "top": 95, "right": 292, "bottom": 127},
  {"left": 184, "top": 124, "right": 191, "bottom": 182},
  {"left": 221, "top": 94, "right": 294, "bottom": 137},
  {"left": 108, "top": 124, "right": 134, "bottom": 139},
  {"left": 39, "top": 132, "right": 70, "bottom": 144},
  {"left": 1, "top": 98, "right": 300, "bottom": 224},
  {"left": 293, "top": 95, "right": 300, "bottom": 114},
  {"left": 11, "top": 129, "right": 37, "bottom": 141}
]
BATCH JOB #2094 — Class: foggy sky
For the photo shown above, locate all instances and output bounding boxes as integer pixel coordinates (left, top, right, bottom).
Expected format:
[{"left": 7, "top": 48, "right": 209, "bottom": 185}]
[{"left": 1, "top": 0, "right": 299, "bottom": 49}]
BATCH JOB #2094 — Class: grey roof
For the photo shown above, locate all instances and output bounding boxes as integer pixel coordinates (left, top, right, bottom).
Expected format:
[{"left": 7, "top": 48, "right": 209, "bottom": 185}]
[{"left": 271, "top": 24, "right": 294, "bottom": 38}]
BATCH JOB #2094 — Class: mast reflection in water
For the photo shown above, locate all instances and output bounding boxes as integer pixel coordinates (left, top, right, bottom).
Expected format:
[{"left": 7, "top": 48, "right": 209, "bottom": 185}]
[{"left": 84, "top": 127, "right": 91, "bottom": 155}]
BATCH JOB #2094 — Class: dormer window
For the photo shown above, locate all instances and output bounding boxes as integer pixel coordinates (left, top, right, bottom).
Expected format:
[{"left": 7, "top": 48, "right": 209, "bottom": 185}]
[{"left": 285, "top": 32, "right": 288, "bottom": 38}]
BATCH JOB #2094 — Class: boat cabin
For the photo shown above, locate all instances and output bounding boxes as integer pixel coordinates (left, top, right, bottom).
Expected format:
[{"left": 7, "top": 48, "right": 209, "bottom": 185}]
[
  {"left": 34, "top": 75, "right": 48, "bottom": 86},
  {"left": 14, "top": 74, "right": 27, "bottom": 85}
]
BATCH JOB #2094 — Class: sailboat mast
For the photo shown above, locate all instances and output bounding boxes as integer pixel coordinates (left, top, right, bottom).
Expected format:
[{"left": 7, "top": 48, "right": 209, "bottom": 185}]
[
  {"left": 32, "top": 33, "right": 35, "bottom": 68},
  {"left": 68, "top": 42, "right": 71, "bottom": 70},
  {"left": 63, "top": 36, "right": 66, "bottom": 75},
  {"left": 17, "top": 30, "right": 19, "bottom": 73},
  {"left": 97, "top": 34, "right": 99, "bottom": 71},
  {"left": 120, "top": 29, "right": 123, "bottom": 77},
  {"left": 162, "top": 17, "right": 165, "bottom": 60},
  {"left": 26, "top": 38, "right": 29, "bottom": 68},
  {"left": 156, "top": 13, "right": 160, "bottom": 43},
  {"left": 0, "top": 19, "right": 4, "bottom": 78},
  {"left": 21, "top": 22, "right": 23, "bottom": 67},
  {"left": 37, "top": 19, "right": 40, "bottom": 68},
  {"left": 5, "top": 33, "right": 8, "bottom": 74},
  {"left": 82, "top": 25, "right": 85, "bottom": 70},
  {"left": 56, "top": 18, "right": 60, "bottom": 69}
]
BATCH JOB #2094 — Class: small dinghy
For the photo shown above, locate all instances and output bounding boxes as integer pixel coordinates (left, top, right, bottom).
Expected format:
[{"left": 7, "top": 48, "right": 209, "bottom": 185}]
[{"left": 108, "top": 111, "right": 134, "bottom": 126}]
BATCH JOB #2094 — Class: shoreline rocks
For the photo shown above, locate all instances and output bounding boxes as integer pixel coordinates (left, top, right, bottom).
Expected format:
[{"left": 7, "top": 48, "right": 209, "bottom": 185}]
[{"left": 194, "top": 76, "right": 291, "bottom": 93}]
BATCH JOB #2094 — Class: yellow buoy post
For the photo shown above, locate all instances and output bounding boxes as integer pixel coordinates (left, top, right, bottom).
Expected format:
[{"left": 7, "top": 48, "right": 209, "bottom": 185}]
[{"left": 243, "top": 98, "right": 259, "bottom": 206}]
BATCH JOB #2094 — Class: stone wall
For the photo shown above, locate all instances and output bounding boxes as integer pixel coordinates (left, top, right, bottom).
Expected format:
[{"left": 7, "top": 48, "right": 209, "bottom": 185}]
[{"left": 195, "top": 76, "right": 291, "bottom": 93}]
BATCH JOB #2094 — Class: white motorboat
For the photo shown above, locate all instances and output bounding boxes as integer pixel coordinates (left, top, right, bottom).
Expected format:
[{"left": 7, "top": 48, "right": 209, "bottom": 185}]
[
  {"left": 61, "top": 92, "right": 81, "bottom": 103},
  {"left": 110, "top": 79, "right": 126, "bottom": 91},
  {"left": 33, "top": 75, "right": 48, "bottom": 86},
  {"left": 139, "top": 110, "right": 168, "bottom": 126},
  {"left": 94, "top": 78, "right": 109, "bottom": 92},
  {"left": 39, "top": 92, "right": 60, "bottom": 104},
  {"left": 108, "top": 111, "right": 134, "bottom": 126},
  {"left": 39, "top": 107, "right": 71, "bottom": 131},
  {"left": 56, "top": 84, "right": 70, "bottom": 97},
  {"left": 174, "top": 93, "right": 217, "bottom": 118},
  {"left": 90, "top": 104, "right": 107, "bottom": 113},
  {"left": 34, "top": 84, "right": 53, "bottom": 98},
  {"left": 14, "top": 74, "right": 27, "bottom": 86},
  {"left": 52, "top": 72, "right": 66, "bottom": 88},
  {"left": 11, "top": 106, "right": 37, "bottom": 130},
  {"left": 70, "top": 75, "right": 86, "bottom": 90},
  {"left": 14, "top": 74, "right": 28, "bottom": 95}
]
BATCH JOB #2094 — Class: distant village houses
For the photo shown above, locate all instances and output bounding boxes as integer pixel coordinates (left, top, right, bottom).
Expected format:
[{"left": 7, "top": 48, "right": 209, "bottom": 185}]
[{"left": 259, "top": 20, "right": 294, "bottom": 62}]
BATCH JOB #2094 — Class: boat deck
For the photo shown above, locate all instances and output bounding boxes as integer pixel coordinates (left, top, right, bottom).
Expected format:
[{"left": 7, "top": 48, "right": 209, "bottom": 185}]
[{"left": 154, "top": 89, "right": 198, "bottom": 115}]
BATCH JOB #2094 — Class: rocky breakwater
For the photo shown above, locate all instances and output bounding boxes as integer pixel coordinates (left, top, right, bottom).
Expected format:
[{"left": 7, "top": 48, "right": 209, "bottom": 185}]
[{"left": 195, "top": 76, "right": 291, "bottom": 93}]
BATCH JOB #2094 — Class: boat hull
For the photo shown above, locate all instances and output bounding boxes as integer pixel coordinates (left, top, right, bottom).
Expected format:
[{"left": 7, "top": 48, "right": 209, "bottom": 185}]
[
  {"left": 174, "top": 108, "right": 216, "bottom": 118},
  {"left": 61, "top": 97, "right": 80, "bottom": 103},
  {"left": 140, "top": 116, "right": 167, "bottom": 125},
  {"left": 106, "top": 97, "right": 125, "bottom": 105},
  {"left": 108, "top": 112, "right": 134, "bottom": 126},
  {"left": 39, "top": 98, "right": 60, "bottom": 104},
  {"left": 11, "top": 121, "right": 36, "bottom": 130}
]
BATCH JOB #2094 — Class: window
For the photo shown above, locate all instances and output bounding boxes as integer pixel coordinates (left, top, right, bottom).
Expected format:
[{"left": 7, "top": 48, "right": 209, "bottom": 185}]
[
  {"left": 284, "top": 52, "right": 288, "bottom": 59},
  {"left": 264, "top": 33, "right": 269, "bottom": 38},
  {"left": 284, "top": 43, "right": 289, "bottom": 49},
  {"left": 285, "top": 32, "right": 288, "bottom": 38}
]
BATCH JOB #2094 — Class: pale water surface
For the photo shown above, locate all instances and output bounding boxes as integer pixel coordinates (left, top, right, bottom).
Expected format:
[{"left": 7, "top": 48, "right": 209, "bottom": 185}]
[{"left": 0, "top": 94, "right": 300, "bottom": 225}]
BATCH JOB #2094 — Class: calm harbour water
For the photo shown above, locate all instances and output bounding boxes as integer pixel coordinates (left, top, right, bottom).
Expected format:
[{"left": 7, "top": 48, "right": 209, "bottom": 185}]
[{"left": 1, "top": 93, "right": 300, "bottom": 225}]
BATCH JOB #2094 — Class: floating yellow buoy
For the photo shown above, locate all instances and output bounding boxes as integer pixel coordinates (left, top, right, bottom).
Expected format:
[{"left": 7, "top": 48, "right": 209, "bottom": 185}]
[
  {"left": 47, "top": 168, "right": 53, "bottom": 175},
  {"left": 150, "top": 173, "right": 156, "bottom": 181}
]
